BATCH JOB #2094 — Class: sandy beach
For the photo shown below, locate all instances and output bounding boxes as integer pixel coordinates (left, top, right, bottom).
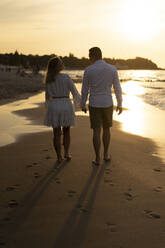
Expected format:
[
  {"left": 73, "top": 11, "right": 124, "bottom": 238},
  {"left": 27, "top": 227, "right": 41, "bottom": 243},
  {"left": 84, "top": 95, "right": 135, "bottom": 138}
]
[
  {"left": 0, "top": 70, "right": 44, "bottom": 106},
  {"left": 1, "top": 0, "right": 165, "bottom": 246},
  {"left": 0, "top": 98, "right": 165, "bottom": 248}
]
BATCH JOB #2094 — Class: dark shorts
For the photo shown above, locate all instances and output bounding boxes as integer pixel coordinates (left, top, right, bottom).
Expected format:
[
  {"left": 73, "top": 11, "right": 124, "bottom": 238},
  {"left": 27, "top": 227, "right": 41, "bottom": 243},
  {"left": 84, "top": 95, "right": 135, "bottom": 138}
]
[{"left": 88, "top": 105, "right": 113, "bottom": 129}]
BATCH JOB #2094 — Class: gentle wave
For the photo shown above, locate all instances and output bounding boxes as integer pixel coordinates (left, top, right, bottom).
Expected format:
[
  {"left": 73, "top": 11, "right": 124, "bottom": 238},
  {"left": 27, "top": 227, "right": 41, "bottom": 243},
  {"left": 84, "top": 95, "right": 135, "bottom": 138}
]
[{"left": 142, "top": 92, "right": 165, "bottom": 111}]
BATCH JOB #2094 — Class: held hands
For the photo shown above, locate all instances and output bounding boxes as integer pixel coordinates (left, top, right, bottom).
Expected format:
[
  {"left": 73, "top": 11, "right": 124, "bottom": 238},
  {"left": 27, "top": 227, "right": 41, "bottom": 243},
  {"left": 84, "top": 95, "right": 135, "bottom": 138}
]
[
  {"left": 81, "top": 103, "right": 87, "bottom": 113},
  {"left": 82, "top": 107, "right": 87, "bottom": 113},
  {"left": 116, "top": 106, "right": 122, "bottom": 115}
]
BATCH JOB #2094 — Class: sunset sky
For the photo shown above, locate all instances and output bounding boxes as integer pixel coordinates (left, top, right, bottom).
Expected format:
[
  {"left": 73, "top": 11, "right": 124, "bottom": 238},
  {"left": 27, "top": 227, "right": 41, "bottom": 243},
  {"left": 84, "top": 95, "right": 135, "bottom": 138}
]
[{"left": 0, "top": 0, "right": 165, "bottom": 67}]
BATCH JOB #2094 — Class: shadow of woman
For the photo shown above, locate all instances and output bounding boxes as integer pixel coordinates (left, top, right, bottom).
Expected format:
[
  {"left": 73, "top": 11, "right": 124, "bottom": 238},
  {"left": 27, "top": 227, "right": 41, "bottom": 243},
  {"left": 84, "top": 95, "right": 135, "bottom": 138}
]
[{"left": 3, "top": 160, "right": 68, "bottom": 243}]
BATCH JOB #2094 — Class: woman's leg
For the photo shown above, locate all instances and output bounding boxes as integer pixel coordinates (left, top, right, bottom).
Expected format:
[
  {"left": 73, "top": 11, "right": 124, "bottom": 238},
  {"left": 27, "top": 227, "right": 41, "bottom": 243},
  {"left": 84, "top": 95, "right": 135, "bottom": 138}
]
[
  {"left": 63, "top": 126, "right": 70, "bottom": 158},
  {"left": 53, "top": 127, "right": 62, "bottom": 161}
]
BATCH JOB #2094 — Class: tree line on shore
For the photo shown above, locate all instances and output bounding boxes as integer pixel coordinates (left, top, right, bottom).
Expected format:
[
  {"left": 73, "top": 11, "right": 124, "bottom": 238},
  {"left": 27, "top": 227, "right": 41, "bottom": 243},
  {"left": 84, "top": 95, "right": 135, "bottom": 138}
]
[{"left": 0, "top": 51, "right": 159, "bottom": 70}]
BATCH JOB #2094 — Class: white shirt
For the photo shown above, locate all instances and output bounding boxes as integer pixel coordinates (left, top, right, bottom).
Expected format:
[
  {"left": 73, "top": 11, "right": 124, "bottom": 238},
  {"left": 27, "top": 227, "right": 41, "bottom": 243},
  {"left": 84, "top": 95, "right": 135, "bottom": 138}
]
[
  {"left": 81, "top": 60, "right": 122, "bottom": 108},
  {"left": 45, "top": 73, "right": 81, "bottom": 108}
]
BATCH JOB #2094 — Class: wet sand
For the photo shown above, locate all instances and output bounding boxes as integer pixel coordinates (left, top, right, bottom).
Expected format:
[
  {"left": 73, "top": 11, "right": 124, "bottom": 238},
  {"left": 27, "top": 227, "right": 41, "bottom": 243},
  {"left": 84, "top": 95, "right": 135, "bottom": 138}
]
[{"left": 0, "top": 103, "right": 165, "bottom": 248}]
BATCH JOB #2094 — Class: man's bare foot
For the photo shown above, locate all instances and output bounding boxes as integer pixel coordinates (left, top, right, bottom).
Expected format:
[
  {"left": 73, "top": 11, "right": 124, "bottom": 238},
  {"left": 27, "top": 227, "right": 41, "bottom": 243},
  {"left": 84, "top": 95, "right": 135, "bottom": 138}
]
[
  {"left": 64, "top": 155, "right": 72, "bottom": 161},
  {"left": 104, "top": 155, "right": 111, "bottom": 162}
]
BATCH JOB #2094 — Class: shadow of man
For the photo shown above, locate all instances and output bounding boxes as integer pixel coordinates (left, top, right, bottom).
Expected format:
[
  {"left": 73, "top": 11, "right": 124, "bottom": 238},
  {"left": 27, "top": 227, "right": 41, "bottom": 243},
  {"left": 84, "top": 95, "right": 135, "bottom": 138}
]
[{"left": 54, "top": 161, "right": 109, "bottom": 248}]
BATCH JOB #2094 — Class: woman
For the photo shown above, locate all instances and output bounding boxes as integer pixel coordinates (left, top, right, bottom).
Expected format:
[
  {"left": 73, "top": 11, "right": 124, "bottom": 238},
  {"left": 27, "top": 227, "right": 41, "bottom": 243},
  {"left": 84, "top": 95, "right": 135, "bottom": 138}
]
[{"left": 44, "top": 57, "right": 81, "bottom": 163}]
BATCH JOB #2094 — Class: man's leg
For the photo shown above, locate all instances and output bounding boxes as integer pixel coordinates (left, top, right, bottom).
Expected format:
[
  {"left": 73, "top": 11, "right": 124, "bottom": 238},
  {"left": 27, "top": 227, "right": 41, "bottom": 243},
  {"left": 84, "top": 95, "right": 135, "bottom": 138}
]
[
  {"left": 103, "top": 127, "right": 111, "bottom": 160},
  {"left": 53, "top": 127, "right": 62, "bottom": 161},
  {"left": 102, "top": 106, "right": 113, "bottom": 161},
  {"left": 93, "top": 127, "right": 101, "bottom": 164}
]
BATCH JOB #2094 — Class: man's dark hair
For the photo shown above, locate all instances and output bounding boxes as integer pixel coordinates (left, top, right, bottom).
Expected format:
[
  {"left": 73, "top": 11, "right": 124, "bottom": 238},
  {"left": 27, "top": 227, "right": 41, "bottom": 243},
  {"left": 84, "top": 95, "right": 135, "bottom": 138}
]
[{"left": 89, "top": 47, "right": 102, "bottom": 59}]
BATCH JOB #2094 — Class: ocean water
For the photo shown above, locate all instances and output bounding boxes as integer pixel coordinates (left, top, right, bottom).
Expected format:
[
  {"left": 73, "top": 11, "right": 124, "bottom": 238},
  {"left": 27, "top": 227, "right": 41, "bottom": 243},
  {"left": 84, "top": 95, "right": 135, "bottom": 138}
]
[{"left": 119, "top": 70, "right": 165, "bottom": 111}]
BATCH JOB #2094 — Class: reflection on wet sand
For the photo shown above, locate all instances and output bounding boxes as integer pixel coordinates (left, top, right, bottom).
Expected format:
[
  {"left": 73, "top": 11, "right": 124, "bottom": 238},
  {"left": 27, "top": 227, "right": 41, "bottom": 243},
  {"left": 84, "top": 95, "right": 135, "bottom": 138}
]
[
  {"left": 115, "top": 81, "right": 165, "bottom": 162},
  {"left": 116, "top": 81, "right": 146, "bottom": 136},
  {"left": 116, "top": 81, "right": 165, "bottom": 139},
  {"left": 0, "top": 92, "right": 49, "bottom": 147}
]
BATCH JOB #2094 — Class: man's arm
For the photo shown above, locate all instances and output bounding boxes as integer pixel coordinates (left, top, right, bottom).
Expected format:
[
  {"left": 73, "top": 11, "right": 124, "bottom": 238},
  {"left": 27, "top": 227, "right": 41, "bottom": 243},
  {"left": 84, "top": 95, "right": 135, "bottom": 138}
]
[
  {"left": 112, "top": 69, "right": 123, "bottom": 114},
  {"left": 81, "top": 70, "right": 89, "bottom": 113},
  {"left": 68, "top": 76, "right": 81, "bottom": 110}
]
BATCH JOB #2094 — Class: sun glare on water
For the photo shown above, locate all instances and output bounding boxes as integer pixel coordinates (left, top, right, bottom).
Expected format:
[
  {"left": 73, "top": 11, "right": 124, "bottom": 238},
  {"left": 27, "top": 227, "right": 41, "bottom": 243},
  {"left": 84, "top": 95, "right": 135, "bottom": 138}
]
[{"left": 119, "top": 0, "right": 160, "bottom": 41}]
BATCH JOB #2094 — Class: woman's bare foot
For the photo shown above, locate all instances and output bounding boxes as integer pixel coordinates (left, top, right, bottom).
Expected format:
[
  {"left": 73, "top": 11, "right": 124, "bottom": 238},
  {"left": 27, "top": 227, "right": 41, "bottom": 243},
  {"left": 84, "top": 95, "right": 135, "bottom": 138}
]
[
  {"left": 92, "top": 156, "right": 100, "bottom": 166},
  {"left": 57, "top": 156, "right": 63, "bottom": 163}
]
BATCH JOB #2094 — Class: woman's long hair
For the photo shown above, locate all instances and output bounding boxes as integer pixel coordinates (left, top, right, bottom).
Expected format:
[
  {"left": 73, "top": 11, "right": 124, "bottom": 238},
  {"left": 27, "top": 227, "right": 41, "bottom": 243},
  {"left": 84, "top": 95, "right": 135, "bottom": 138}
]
[{"left": 44, "top": 57, "right": 62, "bottom": 84}]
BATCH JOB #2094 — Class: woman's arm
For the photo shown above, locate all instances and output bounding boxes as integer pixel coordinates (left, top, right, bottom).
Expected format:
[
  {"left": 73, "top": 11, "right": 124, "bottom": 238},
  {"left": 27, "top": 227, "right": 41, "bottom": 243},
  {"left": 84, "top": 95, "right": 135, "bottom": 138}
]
[
  {"left": 45, "top": 83, "right": 50, "bottom": 106},
  {"left": 68, "top": 76, "right": 81, "bottom": 109}
]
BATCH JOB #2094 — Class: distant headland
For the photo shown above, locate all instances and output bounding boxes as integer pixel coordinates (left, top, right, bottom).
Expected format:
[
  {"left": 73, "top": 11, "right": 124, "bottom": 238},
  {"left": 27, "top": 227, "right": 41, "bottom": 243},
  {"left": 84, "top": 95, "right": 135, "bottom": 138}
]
[{"left": 0, "top": 51, "right": 162, "bottom": 70}]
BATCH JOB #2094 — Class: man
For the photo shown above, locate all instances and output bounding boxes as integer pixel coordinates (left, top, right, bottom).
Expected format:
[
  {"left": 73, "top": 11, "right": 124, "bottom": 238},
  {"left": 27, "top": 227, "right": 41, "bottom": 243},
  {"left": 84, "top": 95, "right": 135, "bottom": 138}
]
[{"left": 81, "top": 47, "right": 122, "bottom": 165}]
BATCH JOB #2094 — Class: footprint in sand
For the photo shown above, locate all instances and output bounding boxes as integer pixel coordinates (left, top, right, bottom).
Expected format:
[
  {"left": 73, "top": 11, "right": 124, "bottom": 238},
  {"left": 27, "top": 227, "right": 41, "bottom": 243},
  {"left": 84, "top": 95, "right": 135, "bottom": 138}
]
[
  {"left": 6, "top": 186, "right": 15, "bottom": 192},
  {"left": 33, "top": 162, "right": 38, "bottom": 165},
  {"left": 42, "top": 149, "right": 49, "bottom": 152},
  {"left": 27, "top": 162, "right": 38, "bottom": 168},
  {"left": 153, "top": 186, "right": 163, "bottom": 192},
  {"left": 80, "top": 208, "right": 88, "bottom": 213},
  {"left": 67, "top": 190, "right": 76, "bottom": 197},
  {"left": 8, "top": 200, "right": 19, "bottom": 208},
  {"left": 104, "top": 178, "right": 112, "bottom": 183},
  {"left": 150, "top": 213, "right": 161, "bottom": 219},
  {"left": 56, "top": 181, "right": 61, "bottom": 184},
  {"left": 34, "top": 172, "right": 41, "bottom": 179},
  {"left": 105, "top": 168, "right": 112, "bottom": 175},
  {"left": 45, "top": 156, "right": 52, "bottom": 160},
  {"left": 104, "top": 178, "right": 114, "bottom": 186},
  {"left": 144, "top": 210, "right": 161, "bottom": 219},
  {"left": 26, "top": 164, "right": 33, "bottom": 168},
  {"left": 153, "top": 168, "right": 163, "bottom": 172},
  {"left": 106, "top": 222, "right": 117, "bottom": 232},
  {"left": 6, "top": 185, "right": 20, "bottom": 192},
  {"left": 124, "top": 192, "right": 134, "bottom": 201},
  {"left": 144, "top": 209, "right": 152, "bottom": 214},
  {"left": 54, "top": 178, "right": 61, "bottom": 184}
]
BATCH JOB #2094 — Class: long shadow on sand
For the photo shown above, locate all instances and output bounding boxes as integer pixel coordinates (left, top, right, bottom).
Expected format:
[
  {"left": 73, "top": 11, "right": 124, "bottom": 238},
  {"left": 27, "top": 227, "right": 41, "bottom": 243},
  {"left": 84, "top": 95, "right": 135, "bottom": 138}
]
[
  {"left": 2, "top": 160, "right": 68, "bottom": 244},
  {"left": 53, "top": 161, "right": 109, "bottom": 248}
]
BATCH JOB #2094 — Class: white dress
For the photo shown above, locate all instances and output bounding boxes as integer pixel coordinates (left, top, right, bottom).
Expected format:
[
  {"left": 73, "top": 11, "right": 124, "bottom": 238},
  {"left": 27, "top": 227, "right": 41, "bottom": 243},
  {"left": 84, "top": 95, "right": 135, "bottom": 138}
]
[{"left": 44, "top": 73, "right": 80, "bottom": 127}]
